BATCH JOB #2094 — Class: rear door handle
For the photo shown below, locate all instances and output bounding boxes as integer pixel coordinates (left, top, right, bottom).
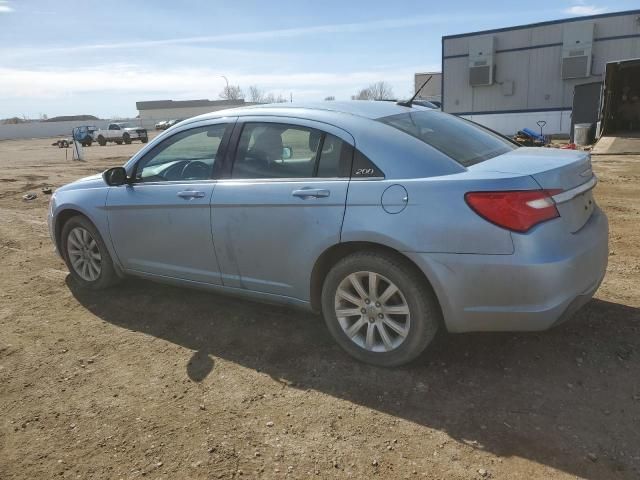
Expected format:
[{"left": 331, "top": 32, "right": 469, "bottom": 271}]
[
  {"left": 292, "top": 188, "right": 330, "bottom": 199},
  {"left": 177, "top": 190, "right": 205, "bottom": 199}
]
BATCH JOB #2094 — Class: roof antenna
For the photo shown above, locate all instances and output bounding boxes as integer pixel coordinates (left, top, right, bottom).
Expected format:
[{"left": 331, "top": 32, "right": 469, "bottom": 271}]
[{"left": 397, "top": 75, "right": 432, "bottom": 107}]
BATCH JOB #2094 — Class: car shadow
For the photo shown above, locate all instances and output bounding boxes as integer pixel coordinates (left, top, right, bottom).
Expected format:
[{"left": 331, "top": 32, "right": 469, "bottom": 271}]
[{"left": 66, "top": 276, "right": 640, "bottom": 479}]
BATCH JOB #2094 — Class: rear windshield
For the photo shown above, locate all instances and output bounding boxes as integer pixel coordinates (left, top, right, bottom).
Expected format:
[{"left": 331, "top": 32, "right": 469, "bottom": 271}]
[{"left": 378, "top": 111, "right": 516, "bottom": 167}]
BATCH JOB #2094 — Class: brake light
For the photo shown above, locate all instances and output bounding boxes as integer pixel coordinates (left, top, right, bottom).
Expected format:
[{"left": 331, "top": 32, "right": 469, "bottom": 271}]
[{"left": 465, "top": 190, "right": 561, "bottom": 233}]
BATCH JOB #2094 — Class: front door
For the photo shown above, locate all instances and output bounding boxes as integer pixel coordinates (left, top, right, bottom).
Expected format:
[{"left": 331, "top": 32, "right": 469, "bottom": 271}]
[
  {"left": 106, "top": 121, "right": 232, "bottom": 284},
  {"left": 211, "top": 118, "right": 353, "bottom": 301}
]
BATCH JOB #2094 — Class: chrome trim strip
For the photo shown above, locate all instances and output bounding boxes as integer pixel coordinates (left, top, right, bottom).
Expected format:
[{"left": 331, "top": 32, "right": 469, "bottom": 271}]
[{"left": 552, "top": 176, "right": 597, "bottom": 204}]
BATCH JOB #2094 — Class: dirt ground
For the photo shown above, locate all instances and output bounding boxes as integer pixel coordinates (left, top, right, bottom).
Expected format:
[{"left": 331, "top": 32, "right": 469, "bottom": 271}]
[{"left": 0, "top": 136, "right": 639, "bottom": 480}]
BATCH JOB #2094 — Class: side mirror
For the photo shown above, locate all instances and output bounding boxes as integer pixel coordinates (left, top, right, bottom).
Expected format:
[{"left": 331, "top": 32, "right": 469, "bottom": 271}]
[
  {"left": 103, "top": 167, "right": 129, "bottom": 186},
  {"left": 282, "top": 146, "right": 292, "bottom": 160}
]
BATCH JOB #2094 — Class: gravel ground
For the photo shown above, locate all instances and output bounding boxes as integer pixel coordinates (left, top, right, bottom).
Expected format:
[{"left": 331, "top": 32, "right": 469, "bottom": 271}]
[{"left": 0, "top": 137, "right": 639, "bottom": 479}]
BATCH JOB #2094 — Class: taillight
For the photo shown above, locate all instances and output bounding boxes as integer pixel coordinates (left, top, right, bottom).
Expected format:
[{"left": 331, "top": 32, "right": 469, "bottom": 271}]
[{"left": 465, "top": 190, "right": 561, "bottom": 233}]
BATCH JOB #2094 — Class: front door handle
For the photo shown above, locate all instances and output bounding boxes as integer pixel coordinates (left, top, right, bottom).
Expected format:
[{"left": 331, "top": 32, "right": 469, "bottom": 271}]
[
  {"left": 292, "top": 188, "right": 330, "bottom": 199},
  {"left": 177, "top": 190, "right": 205, "bottom": 199}
]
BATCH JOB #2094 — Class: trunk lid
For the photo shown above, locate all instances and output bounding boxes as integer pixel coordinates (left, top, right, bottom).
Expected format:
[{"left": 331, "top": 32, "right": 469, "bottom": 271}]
[{"left": 471, "top": 147, "right": 596, "bottom": 233}]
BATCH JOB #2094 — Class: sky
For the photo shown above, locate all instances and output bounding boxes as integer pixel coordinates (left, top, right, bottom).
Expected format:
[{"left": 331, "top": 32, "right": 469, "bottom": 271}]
[{"left": 0, "top": 0, "right": 635, "bottom": 118}]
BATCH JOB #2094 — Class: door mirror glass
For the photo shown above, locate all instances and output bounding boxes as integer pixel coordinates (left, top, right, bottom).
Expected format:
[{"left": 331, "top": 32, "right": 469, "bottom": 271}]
[
  {"left": 282, "top": 146, "right": 292, "bottom": 160},
  {"left": 103, "top": 167, "right": 128, "bottom": 186}
]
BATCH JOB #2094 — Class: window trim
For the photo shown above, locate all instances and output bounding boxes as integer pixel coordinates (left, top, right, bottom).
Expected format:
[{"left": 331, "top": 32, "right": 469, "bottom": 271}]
[
  {"left": 228, "top": 121, "right": 346, "bottom": 181},
  {"left": 131, "top": 123, "right": 233, "bottom": 183}
]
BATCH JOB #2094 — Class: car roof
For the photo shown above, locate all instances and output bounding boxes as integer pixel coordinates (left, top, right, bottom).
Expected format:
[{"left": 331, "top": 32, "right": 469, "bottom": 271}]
[
  {"left": 191, "top": 100, "right": 430, "bottom": 123},
  {"left": 134, "top": 101, "right": 465, "bottom": 179}
]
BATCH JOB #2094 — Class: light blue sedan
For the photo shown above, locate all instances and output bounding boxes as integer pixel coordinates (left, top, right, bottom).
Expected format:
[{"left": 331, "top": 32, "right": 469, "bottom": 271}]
[{"left": 48, "top": 102, "right": 608, "bottom": 366}]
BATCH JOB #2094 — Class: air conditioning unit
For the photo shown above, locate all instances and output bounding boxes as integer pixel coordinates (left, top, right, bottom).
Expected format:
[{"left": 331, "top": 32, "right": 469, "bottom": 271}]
[
  {"left": 561, "top": 22, "right": 594, "bottom": 79},
  {"left": 469, "top": 36, "right": 495, "bottom": 86}
]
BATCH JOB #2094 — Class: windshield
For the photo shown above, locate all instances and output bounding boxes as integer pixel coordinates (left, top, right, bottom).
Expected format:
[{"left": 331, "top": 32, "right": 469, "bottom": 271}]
[{"left": 378, "top": 111, "right": 516, "bottom": 167}]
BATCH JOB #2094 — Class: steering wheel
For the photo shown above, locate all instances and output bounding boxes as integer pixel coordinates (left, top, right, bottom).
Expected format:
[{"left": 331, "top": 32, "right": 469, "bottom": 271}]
[{"left": 181, "top": 160, "right": 210, "bottom": 180}]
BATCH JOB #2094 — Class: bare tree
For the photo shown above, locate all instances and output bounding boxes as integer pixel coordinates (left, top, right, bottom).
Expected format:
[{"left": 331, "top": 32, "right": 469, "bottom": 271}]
[
  {"left": 219, "top": 85, "right": 244, "bottom": 100},
  {"left": 352, "top": 81, "right": 394, "bottom": 101},
  {"left": 248, "top": 85, "right": 265, "bottom": 103},
  {"left": 247, "top": 86, "right": 288, "bottom": 103},
  {"left": 352, "top": 87, "right": 371, "bottom": 100},
  {"left": 324, "top": 96, "right": 335, "bottom": 101}
]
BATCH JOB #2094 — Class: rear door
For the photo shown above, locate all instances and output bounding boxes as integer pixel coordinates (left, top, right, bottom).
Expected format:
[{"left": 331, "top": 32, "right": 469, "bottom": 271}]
[
  {"left": 106, "top": 120, "right": 233, "bottom": 284},
  {"left": 210, "top": 117, "right": 354, "bottom": 300}
]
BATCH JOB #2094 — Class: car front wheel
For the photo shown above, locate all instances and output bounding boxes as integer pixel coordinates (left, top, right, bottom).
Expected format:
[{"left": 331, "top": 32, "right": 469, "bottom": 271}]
[
  {"left": 61, "top": 216, "right": 119, "bottom": 290},
  {"left": 321, "top": 251, "right": 440, "bottom": 367}
]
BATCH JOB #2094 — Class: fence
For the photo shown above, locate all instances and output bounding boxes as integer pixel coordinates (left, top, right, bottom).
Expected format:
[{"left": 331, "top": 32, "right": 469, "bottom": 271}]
[{"left": 0, "top": 119, "right": 141, "bottom": 141}]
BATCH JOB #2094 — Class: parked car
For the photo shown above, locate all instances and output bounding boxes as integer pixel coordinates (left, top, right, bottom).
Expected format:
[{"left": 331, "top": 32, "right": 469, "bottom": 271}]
[
  {"left": 72, "top": 125, "right": 98, "bottom": 146},
  {"left": 154, "top": 119, "right": 183, "bottom": 131},
  {"left": 93, "top": 122, "right": 148, "bottom": 146},
  {"left": 51, "top": 126, "right": 98, "bottom": 148},
  {"left": 48, "top": 102, "right": 608, "bottom": 366}
]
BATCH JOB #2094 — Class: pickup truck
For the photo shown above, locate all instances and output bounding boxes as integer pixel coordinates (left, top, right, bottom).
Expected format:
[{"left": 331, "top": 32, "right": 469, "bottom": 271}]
[{"left": 93, "top": 122, "right": 148, "bottom": 146}]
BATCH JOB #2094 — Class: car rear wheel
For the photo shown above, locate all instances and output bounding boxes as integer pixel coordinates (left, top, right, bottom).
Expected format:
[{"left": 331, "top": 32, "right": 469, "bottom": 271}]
[
  {"left": 321, "top": 251, "right": 440, "bottom": 367},
  {"left": 61, "top": 216, "right": 119, "bottom": 290},
  {"left": 123, "top": 133, "right": 131, "bottom": 144}
]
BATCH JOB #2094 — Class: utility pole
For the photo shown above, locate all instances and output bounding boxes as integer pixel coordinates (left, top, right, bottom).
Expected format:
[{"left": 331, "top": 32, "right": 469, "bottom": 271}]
[{"left": 290, "top": 92, "right": 293, "bottom": 103}]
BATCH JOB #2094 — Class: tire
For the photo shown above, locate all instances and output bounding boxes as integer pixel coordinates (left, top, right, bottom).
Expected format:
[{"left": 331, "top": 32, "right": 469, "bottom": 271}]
[
  {"left": 85, "top": 138, "right": 92, "bottom": 147},
  {"left": 61, "top": 215, "right": 119, "bottom": 290},
  {"left": 57, "top": 141, "right": 64, "bottom": 148},
  {"left": 98, "top": 136, "right": 106, "bottom": 146},
  {"left": 115, "top": 140, "right": 123, "bottom": 145},
  {"left": 321, "top": 251, "right": 441, "bottom": 367},
  {"left": 141, "top": 138, "right": 148, "bottom": 143},
  {"left": 123, "top": 133, "right": 131, "bottom": 144},
  {"left": 62, "top": 140, "right": 69, "bottom": 148}
]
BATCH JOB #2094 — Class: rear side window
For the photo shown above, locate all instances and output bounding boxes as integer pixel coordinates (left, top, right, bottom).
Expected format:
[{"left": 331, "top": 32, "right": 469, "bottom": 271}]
[
  {"left": 231, "top": 122, "right": 352, "bottom": 179},
  {"left": 378, "top": 111, "right": 516, "bottom": 167},
  {"left": 316, "top": 133, "right": 352, "bottom": 178}
]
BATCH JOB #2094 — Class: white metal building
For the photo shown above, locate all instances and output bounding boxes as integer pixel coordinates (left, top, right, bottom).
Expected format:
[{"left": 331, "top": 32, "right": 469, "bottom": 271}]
[
  {"left": 442, "top": 9, "right": 640, "bottom": 135},
  {"left": 136, "top": 99, "right": 250, "bottom": 129}
]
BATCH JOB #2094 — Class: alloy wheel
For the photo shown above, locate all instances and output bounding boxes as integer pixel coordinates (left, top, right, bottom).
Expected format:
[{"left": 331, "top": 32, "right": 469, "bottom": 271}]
[
  {"left": 334, "top": 271, "right": 410, "bottom": 353},
  {"left": 66, "top": 226, "right": 102, "bottom": 282}
]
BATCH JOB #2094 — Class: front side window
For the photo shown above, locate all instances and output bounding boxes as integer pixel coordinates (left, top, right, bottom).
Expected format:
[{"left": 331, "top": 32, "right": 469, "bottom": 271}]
[
  {"left": 135, "top": 124, "right": 227, "bottom": 182},
  {"left": 232, "top": 122, "right": 351, "bottom": 179},
  {"left": 378, "top": 111, "right": 516, "bottom": 167}
]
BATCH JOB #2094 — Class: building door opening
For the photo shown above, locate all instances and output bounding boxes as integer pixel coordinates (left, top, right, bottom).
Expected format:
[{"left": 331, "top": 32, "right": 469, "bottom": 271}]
[
  {"left": 600, "top": 58, "right": 640, "bottom": 137},
  {"left": 571, "top": 82, "right": 602, "bottom": 143}
]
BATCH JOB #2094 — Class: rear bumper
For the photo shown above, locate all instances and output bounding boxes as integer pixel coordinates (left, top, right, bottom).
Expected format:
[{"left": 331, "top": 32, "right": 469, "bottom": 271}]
[
  {"left": 125, "top": 131, "right": 147, "bottom": 140},
  {"left": 405, "top": 207, "right": 609, "bottom": 333}
]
